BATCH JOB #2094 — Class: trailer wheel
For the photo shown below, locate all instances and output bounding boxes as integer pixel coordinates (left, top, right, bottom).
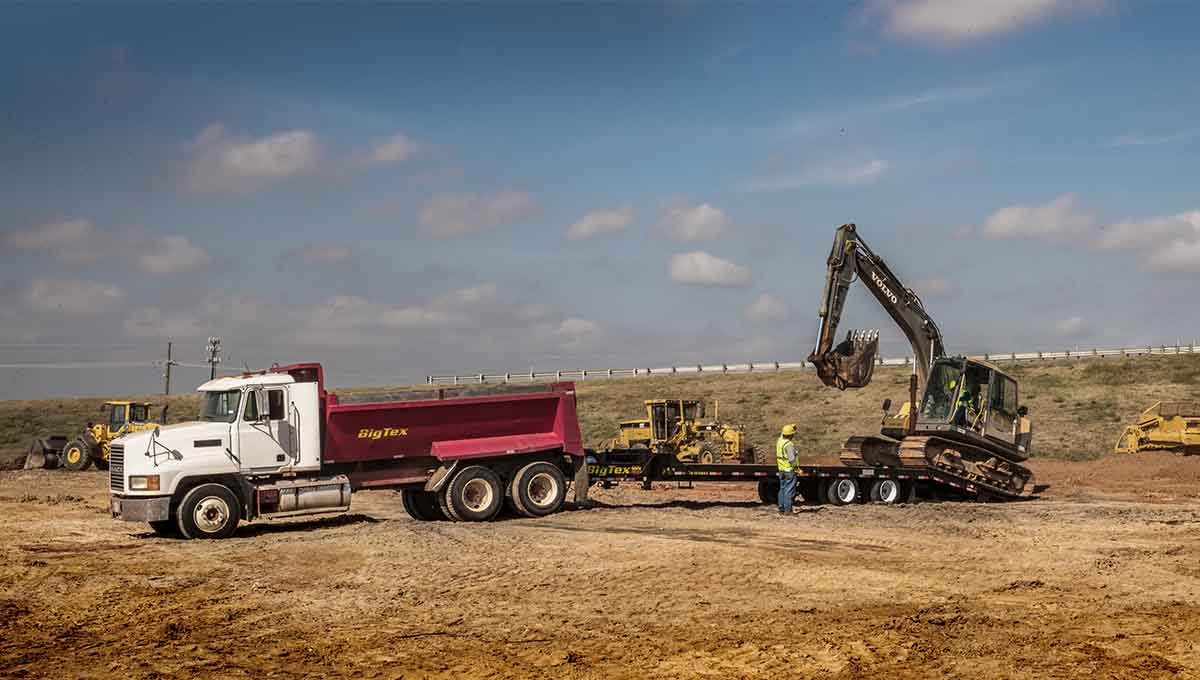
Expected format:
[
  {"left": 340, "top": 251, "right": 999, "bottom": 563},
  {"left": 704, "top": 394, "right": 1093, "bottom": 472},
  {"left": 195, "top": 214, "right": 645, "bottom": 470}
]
[
  {"left": 442, "top": 466, "right": 503, "bottom": 522},
  {"left": 756, "top": 478, "right": 780, "bottom": 505},
  {"left": 800, "top": 479, "right": 825, "bottom": 505},
  {"left": 61, "top": 438, "right": 93, "bottom": 471},
  {"left": 869, "top": 478, "right": 904, "bottom": 505},
  {"left": 827, "top": 478, "right": 860, "bottom": 506},
  {"left": 177, "top": 483, "right": 241, "bottom": 539},
  {"left": 509, "top": 461, "right": 567, "bottom": 517},
  {"left": 401, "top": 489, "right": 446, "bottom": 521}
]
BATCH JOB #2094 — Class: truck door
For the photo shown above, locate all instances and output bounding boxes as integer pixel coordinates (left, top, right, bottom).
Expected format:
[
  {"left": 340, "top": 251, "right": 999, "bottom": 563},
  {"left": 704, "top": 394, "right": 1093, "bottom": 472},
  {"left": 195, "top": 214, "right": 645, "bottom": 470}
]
[{"left": 234, "top": 388, "right": 291, "bottom": 473}]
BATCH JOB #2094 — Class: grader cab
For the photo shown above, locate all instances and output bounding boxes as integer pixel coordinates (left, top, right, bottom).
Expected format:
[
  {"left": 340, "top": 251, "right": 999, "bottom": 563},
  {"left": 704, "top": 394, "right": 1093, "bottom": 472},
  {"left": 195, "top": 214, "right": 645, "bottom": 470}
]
[
  {"left": 25, "top": 401, "right": 163, "bottom": 471},
  {"left": 614, "top": 399, "right": 750, "bottom": 464}
]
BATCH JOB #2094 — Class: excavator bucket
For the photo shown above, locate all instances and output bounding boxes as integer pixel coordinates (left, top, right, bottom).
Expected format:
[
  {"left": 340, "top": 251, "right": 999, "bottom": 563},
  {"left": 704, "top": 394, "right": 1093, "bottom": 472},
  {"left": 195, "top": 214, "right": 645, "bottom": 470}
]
[
  {"left": 23, "top": 436, "right": 67, "bottom": 470},
  {"left": 810, "top": 330, "right": 879, "bottom": 390}
]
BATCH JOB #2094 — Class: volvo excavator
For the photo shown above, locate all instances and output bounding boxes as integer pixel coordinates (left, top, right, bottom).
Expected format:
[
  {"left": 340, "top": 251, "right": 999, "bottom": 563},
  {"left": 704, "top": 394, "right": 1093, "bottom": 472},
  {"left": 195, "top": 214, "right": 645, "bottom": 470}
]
[{"left": 807, "top": 223, "right": 1034, "bottom": 498}]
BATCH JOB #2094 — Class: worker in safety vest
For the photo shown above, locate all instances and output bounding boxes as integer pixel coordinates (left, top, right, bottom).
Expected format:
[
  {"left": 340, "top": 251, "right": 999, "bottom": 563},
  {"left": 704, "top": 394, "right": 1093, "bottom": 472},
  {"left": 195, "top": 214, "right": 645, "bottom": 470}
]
[
  {"left": 1015, "top": 405, "right": 1033, "bottom": 454},
  {"left": 776, "top": 424, "right": 799, "bottom": 514}
]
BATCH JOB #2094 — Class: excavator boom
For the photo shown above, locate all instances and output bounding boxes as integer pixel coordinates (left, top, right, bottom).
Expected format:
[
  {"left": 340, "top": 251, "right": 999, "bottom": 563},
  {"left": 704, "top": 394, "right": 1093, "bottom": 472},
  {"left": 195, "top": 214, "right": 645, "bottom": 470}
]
[{"left": 808, "top": 223, "right": 945, "bottom": 391}]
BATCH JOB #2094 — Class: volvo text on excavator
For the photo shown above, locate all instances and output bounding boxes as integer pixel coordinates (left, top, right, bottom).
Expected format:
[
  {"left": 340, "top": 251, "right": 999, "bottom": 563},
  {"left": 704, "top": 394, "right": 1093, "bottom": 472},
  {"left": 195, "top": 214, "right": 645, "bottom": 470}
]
[{"left": 807, "top": 223, "right": 1034, "bottom": 498}]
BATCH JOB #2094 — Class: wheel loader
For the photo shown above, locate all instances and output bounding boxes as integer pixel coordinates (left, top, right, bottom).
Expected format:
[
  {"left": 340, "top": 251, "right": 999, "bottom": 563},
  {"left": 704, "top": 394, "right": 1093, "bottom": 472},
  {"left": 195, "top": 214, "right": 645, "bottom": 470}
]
[
  {"left": 613, "top": 399, "right": 750, "bottom": 464},
  {"left": 1114, "top": 401, "right": 1200, "bottom": 455},
  {"left": 806, "top": 223, "right": 1035, "bottom": 496},
  {"left": 24, "top": 401, "right": 164, "bottom": 471}
]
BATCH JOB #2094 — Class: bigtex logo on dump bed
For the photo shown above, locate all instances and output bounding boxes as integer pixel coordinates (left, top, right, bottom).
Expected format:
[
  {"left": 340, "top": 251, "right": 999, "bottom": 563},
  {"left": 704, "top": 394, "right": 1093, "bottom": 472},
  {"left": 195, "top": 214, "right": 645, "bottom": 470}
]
[{"left": 357, "top": 427, "right": 409, "bottom": 440}]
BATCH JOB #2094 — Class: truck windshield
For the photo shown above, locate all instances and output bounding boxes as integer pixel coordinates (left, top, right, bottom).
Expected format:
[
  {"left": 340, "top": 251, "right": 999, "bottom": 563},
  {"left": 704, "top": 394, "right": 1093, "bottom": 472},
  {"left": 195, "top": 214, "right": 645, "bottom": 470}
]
[{"left": 199, "top": 390, "right": 242, "bottom": 423}]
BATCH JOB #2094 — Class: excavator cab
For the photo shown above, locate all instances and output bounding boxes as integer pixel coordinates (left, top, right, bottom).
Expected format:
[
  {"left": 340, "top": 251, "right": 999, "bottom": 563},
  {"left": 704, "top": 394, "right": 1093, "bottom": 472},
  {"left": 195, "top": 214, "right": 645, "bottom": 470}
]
[{"left": 917, "top": 358, "right": 1023, "bottom": 456}]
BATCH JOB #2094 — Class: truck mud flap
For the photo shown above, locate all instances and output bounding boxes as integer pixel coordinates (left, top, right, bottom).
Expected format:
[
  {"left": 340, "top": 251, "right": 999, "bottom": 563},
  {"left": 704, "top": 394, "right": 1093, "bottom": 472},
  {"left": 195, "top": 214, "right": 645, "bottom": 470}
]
[{"left": 423, "top": 461, "right": 459, "bottom": 493}]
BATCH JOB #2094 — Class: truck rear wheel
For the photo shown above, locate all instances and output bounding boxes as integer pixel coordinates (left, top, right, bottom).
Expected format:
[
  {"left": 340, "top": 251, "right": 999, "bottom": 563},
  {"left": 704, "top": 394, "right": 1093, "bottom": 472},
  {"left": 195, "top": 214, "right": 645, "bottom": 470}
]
[
  {"left": 756, "top": 478, "right": 779, "bottom": 505},
  {"left": 440, "top": 466, "right": 503, "bottom": 522},
  {"left": 827, "top": 478, "right": 860, "bottom": 505},
  {"left": 177, "top": 483, "right": 241, "bottom": 539},
  {"left": 61, "top": 438, "right": 92, "bottom": 471},
  {"left": 509, "top": 461, "right": 567, "bottom": 518},
  {"left": 401, "top": 489, "right": 446, "bottom": 521}
]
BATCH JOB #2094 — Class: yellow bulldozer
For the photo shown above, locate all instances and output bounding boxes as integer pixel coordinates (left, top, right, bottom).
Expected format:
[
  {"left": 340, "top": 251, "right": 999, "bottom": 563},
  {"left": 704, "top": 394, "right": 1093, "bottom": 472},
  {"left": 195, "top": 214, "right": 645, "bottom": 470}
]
[
  {"left": 613, "top": 398, "right": 750, "bottom": 464},
  {"left": 1114, "top": 401, "right": 1200, "bottom": 455},
  {"left": 25, "top": 401, "right": 163, "bottom": 471}
]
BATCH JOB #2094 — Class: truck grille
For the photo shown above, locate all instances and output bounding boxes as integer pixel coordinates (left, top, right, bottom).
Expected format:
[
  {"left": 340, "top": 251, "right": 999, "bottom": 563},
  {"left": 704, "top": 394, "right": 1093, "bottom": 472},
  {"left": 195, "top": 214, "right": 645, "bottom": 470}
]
[{"left": 109, "top": 444, "right": 124, "bottom": 492}]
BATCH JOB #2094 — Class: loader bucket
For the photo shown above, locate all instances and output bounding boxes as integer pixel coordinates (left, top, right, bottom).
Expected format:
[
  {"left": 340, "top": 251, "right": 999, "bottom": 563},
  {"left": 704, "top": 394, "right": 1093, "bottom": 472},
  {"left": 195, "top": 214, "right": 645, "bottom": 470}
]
[
  {"left": 810, "top": 330, "right": 880, "bottom": 390},
  {"left": 23, "top": 437, "right": 66, "bottom": 470}
]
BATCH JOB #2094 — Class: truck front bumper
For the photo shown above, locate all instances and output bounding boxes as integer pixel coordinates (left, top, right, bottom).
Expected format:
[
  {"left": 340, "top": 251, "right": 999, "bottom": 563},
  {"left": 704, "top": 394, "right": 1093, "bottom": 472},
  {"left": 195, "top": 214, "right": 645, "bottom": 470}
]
[{"left": 111, "top": 495, "right": 170, "bottom": 522}]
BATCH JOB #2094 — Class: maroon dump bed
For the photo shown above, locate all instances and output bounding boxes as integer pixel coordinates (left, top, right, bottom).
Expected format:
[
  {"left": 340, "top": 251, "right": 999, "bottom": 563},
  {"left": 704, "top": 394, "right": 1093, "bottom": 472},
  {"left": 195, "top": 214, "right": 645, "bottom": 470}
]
[{"left": 321, "top": 382, "right": 584, "bottom": 465}]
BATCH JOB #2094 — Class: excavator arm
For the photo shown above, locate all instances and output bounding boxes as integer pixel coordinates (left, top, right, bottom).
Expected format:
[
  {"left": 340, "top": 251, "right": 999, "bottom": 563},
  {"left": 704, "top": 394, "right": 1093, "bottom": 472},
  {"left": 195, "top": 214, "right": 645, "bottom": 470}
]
[{"left": 808, "top": 223, "right": 945, "bottom": 391}]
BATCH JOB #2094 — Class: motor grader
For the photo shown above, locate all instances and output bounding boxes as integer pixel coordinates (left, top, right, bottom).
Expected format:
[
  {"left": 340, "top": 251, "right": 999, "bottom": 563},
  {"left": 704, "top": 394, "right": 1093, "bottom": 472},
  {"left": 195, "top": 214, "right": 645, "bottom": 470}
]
[
  {"left": 25, "top": 401, "right": 162, "bottom": 471},
  {"left": 613, "top": 399, "right": 750, "bottom": 464},
  {"left": 1114, "top": 401, "right": 1200, "bottom": 455}
]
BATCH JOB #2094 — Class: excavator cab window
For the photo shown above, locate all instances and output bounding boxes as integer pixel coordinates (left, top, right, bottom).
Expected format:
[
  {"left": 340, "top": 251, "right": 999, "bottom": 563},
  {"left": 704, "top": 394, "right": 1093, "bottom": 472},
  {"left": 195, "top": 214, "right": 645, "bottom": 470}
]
[
  {"left": 956, "top": 364, "right": 990, "bottom": 431},
  {"left": 129, "top": 404, "right": 149, "bottom": 423},
  {"left": 920, "top": 360, "right": 963, "bottom": 422}
]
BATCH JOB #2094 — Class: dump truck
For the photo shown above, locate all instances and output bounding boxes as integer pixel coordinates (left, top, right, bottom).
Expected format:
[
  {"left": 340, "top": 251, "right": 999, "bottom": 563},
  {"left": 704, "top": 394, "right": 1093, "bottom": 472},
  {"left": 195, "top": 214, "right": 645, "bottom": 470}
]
[
  {"left": 25, "top": 401, "right": 164, "bottom": 471},
  {"left": 613, "top": 399, "right": 750, "bottom": 464},
  {"left": 108, "top": 363, "right": 586, "bottom": 539},
  {"left": 807, "top": 223, "right": 1034, "bottom": 497},
  {"left": 1115, "top": 401, "right": 1200, "bottom": 455}
]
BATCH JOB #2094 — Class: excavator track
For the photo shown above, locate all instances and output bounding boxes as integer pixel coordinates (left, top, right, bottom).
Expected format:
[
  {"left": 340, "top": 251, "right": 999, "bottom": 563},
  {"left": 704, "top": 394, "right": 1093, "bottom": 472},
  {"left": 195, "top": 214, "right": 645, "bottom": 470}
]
[{"left": 899, "top": 436, "right": 1033, "bottom": 497}]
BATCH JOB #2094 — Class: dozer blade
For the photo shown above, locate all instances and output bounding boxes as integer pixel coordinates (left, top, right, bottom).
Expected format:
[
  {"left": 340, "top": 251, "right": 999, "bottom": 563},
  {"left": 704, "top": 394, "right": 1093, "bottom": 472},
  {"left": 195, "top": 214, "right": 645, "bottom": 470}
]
[{"left": 810, "top": 330, "right": 879, "bottom": 390}]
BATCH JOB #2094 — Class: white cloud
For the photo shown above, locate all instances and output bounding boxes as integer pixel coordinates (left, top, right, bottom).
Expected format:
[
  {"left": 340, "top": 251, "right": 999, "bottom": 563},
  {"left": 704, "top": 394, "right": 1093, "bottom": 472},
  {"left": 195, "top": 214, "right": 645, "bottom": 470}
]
[
  {"left": 442, "top": 283, "right": 497, "bottom": 306},
  {"left": 1108, "top": 129, "right": 1198, "bottom": 148},
  {"left": 982, "top": 195, "right": 1200, "bottom": 273},
  {"left": 669, "top": 251, "right": 753, "bottom": 287},
  {"left": 1055, "top": 315, "right": 1092, "bottom": 338},
  {"left": 288, "top": 244, "right": 355, "bottom": 265},
  {"left": 123, "top": 306, "right": 207, "bottom": 339},
  {"left": 24, "top": 279, "right": 125, "bottom": 317},
  {"left": 982, "top": 193, "right": 1096, "bottom": 242},
  {"left": 655, "top": 199, "right": 731, "bottom": 242},
  {"left": 136, "top": 235, "right": 211, "bottom": 275},
  {"left": 185, "top": 123, "right": 322, "bottom": 194},
  {"left": 911, "top": 278, "right": 960, "bottom": 299},
  {"left": 745, "top": 293, "right": 789, "bottom": 322},
  {"left": 867, "top": 0, "right": 1103, "bottom": 46},
  {"left": 743, "top": 159, "right": 889, "bottom": 192},
  {"left": 419, "top": 190, "right": 540, "bottom": 238},
  {"left": 366, "top": 131, "right": 418, "bottom": 165},
  {"left": 557, "top": 318, "right": 602, "bottom": 349},
  {"left": 3, "top": 218, "right": 95, "bottom": 252},
  {"left": 566, "top": 204, "right": 634, "bottom": 241}
]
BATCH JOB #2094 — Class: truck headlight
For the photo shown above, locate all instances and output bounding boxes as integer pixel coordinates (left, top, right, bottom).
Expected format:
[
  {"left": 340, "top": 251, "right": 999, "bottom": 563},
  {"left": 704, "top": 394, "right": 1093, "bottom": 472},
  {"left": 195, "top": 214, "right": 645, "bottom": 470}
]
[{"left": 129, "top": 475, "right": 160, "bottom": 491}]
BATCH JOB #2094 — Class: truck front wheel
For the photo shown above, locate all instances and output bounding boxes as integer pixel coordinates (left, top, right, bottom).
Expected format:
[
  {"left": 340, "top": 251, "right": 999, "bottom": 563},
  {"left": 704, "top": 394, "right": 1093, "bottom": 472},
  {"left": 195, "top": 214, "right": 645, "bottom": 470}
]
[
  {"left": 440, "top": 466, "right": 503, "bottom": 522},
  {"left": 509, "top": 461, "right": 567, "bottom": 518},
  {"left": 177, "top": 484, "right": 241, "bottom": 539}
]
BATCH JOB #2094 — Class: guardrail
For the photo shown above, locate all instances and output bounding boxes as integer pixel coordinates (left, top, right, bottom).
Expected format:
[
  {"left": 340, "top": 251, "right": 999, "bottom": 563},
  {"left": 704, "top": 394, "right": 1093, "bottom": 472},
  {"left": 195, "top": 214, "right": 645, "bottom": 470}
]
[{"left": 426, "top": 342, "right": 1199, "bottom": 385}]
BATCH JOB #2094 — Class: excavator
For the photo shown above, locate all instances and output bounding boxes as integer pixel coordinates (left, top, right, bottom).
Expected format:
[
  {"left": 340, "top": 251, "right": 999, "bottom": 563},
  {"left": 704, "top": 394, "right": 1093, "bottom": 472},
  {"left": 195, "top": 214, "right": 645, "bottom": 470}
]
[{"left": 807, "top": 223, "right": 1034, "bottom": 497}]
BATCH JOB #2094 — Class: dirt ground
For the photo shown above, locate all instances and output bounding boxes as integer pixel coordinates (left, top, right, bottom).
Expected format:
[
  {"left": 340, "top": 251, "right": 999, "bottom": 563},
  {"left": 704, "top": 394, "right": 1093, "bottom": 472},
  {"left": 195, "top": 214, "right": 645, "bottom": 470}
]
[{"left": 2, "top": 455, "right": 1199, "bottom": 679}]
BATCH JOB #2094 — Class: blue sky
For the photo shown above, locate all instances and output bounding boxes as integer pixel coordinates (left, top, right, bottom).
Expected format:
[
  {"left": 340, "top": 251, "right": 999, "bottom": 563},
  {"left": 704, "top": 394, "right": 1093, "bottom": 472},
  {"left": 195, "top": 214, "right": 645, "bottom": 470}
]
[{"left": 2, "top": 1, "right": 1199, "bottom": 398}]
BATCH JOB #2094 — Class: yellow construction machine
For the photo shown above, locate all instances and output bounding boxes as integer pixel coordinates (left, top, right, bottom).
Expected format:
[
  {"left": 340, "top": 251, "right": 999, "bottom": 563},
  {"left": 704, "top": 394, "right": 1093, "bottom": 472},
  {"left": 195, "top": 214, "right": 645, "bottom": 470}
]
[
  {"left": 1114, "top": 402, "right": 1200, "bottom": 455},
  {"left": 613, "top": 399, "right": 750, "bottom": 464},
  {"left": 25, "top": 401, "right": 163, "bottom": 471}
]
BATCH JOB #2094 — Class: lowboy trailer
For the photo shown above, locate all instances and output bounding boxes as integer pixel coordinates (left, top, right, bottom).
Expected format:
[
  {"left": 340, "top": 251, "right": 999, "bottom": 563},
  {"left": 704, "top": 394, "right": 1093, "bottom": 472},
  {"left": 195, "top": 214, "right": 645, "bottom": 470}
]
[
  {"left": 109, "top": 363, "right": 588, "bottom": 539},
  {"left": 587, "top": 448, "right": 1031, "bottom": 504}
]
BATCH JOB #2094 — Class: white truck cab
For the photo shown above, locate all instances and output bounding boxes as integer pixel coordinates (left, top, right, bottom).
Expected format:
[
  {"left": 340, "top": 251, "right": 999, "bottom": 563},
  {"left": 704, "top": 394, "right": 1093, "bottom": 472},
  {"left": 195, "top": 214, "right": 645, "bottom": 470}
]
[{"left": 109, "top": 372, "right": 332, "bottom": 538}]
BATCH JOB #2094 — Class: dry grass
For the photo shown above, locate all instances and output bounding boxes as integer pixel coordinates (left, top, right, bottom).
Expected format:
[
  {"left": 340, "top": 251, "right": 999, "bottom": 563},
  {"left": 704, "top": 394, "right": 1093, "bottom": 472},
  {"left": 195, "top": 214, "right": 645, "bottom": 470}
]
[{"left": 2, "top": 354, "right": 1197, "bottom": 469}]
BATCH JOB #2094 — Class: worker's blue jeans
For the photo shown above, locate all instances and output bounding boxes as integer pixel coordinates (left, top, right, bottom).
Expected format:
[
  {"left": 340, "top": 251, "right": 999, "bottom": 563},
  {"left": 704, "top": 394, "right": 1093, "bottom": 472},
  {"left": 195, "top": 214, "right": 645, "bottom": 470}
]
[{"left": 778, "top": 470, "right": 796, "bottom": 513}]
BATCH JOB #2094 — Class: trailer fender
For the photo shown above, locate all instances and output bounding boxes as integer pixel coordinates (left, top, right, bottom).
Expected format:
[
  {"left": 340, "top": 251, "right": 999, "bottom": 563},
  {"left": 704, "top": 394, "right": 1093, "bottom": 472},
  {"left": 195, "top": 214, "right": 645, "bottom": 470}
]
[{"left": 423, "top": 461, "right": 459, "bottom": 494}]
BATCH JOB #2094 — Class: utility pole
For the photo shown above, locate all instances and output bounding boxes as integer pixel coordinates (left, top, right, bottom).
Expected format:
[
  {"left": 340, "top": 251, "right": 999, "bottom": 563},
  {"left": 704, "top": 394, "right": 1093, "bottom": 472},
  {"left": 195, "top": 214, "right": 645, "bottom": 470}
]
[
  {"left": 162, "top": 339, "right": 178, "bottom": 395},
  {"left": 206, "top": 336, "right": 223, "bottom": 380}
]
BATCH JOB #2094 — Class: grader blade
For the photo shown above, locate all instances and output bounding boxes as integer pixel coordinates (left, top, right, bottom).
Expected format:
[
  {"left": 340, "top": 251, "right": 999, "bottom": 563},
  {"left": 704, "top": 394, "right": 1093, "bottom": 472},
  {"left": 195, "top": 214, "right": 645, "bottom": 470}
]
[{"left": 810, "top": 330, "right": 879, "bottom": 390}]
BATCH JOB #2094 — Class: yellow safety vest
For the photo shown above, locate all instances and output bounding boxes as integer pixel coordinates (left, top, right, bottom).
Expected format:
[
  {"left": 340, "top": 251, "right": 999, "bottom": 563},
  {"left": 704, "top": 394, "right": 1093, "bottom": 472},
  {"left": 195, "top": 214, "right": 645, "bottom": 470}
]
[{"left": 775, "top": 436, "right": 794, "bottom": 473}]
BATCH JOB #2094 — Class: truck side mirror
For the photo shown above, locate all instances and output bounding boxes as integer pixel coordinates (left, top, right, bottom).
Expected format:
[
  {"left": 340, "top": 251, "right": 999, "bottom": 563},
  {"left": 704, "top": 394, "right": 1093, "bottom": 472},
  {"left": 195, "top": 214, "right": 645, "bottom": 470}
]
[{"left": 882, "top": 399, "right": 892, "bottom": 413}]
